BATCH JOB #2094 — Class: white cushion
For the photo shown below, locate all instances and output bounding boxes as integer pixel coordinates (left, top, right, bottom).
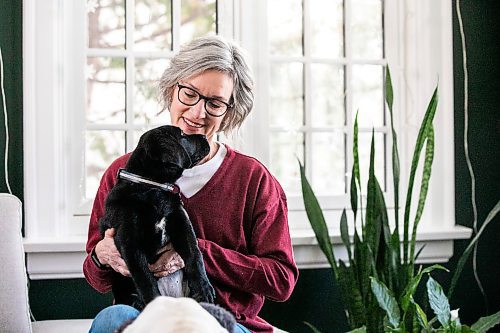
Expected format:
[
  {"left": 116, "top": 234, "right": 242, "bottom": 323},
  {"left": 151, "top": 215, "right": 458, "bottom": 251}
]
[
  {"left": 0, "top": 194, "right": 32, "bottom": 333},
  {"left": 31, "top": 319, "right": 93, "bottom": 333}
]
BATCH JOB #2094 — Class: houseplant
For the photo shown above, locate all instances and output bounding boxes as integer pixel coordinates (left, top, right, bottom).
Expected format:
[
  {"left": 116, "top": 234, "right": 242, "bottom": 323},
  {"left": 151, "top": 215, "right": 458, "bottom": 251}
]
[{"left": 299, "top": 68, "right": 500, "bottom": 333}]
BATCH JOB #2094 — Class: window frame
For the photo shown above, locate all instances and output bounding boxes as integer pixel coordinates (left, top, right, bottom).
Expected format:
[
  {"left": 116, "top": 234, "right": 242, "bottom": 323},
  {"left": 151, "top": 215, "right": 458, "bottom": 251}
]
[{"left": 23, "top": 0, "right": 471, "bottom": 279}]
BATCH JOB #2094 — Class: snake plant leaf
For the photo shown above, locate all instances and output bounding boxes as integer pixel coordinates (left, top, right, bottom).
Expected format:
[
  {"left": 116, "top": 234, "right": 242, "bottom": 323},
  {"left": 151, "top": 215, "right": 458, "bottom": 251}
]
[
  {"left": 339, "top": 260, "right": 366, "bottom": 328},
  {"left": 351, "top": 164, "right": 359, "bottom": 223},
  {"left": 370, "top": 277, "right": 401, "bottom": 329},
  {"left": 449, "top": 200, "right": 500, "bottom": 300},
  {"left": 470, "top": 310, "right": 500, "bottom": 333},
  {"left": 353, "top": 111, "right": 363, "bottom": 226},
  {"left": 340, "top": 209, "right": 353, "bottom": 262},
  {"left": 403, "top": 86, "right": 438, "bottom": 265},
  {"left": 303, "top": 321, "right": 323, "bottom": 333},
  {"left": 346, "top": 326, "right": 367, "bottom": 333},
  {"left": 365, "top": 131, "right": 382, "bottom": 259},
  {"left": 427, "top": 276, "right": 451, "bottom": 327},
  {"left": 414, "top": 244, "right": 426, "bottom": 262},
  {"left": 409, "top": 125, "right": 435, "bottom": 269},
  {"left": 299, "top": 160, "right": 338, "bottom": 276},
  {"left": 385, "top": 67, "right": 401, "bottom": 238}
]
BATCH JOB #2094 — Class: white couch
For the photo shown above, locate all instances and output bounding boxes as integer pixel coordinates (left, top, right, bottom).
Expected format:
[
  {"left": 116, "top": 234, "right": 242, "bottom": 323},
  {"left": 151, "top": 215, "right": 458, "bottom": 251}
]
[
  {"left": 0, "top": 193, "right": 93, "bottom": 333},
  {"left": 0, "top": 193, "right": 289, "bottom": 333}
]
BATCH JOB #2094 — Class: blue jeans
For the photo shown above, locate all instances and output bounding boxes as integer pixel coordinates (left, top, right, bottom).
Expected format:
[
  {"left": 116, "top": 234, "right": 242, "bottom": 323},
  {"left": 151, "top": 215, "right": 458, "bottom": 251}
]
[{"left": 89, "top": 304, "right": 252, "bottom": 333}]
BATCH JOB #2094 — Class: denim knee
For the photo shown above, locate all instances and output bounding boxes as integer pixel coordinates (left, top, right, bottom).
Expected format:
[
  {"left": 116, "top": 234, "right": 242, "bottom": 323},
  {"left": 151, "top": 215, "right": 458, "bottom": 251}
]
[{"left": 89, "top": 304, "right": 140, "bottom": 333}]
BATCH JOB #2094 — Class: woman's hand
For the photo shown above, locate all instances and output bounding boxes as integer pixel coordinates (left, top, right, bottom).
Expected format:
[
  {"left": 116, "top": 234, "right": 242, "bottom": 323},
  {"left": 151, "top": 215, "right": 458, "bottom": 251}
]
[{"left": 94, "top": 228, "right": 131, "bottom": 276}]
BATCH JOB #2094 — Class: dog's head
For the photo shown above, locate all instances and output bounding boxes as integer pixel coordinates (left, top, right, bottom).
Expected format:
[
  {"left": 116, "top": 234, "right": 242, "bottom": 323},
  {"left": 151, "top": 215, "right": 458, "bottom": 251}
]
[{"left": 127, "top": 125, "right": 210, "bottom": 182}]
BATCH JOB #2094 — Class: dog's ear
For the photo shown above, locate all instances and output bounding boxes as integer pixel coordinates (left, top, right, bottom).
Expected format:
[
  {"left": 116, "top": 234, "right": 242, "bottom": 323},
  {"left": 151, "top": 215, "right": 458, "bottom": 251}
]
[
  {"left": 178, "top": 134, "right": 210, "bottom": 166},
  {"left": 140, "top": 128, "right": 191, "bottom": 169}
]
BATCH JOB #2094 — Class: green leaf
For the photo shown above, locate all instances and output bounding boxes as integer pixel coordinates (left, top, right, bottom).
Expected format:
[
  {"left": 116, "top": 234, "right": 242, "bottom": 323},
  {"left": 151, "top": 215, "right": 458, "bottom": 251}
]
[
  {"left": 403, "top": 86, "right": 438, "bottom": 266},
  {"left": 339, "top": 260, "right": 366, "bottom": 329},
  {"left": 351, "top": 164, "right": 359, "bottom": 223},
  {"left": 385, "top": 67, "right": 400, "bottom": 240},
  {"left": 299, "top": 160, "right": 338, "bottom": 276},
  {"left": 303, "top": 321, "right": 323, "bottom": 333},
  {"left": 461, "top": 325, "right": 477, "bottom": 333},
  {"left": 340, "top": 209, "right": 352, "bottom": 262},
  {"left": 449, "top": 200, "right": 500, "bottom": 300},
  {"left": 346, "top": 326, "right": 367, "bottom": 333},
  {"left": 385, "top": 67, "right": 394, "bottom": 112},
  {"left": 409, "top": 124, "right": 435, "bottom": 270},
  {"left": 370, "top": 277, "right": 401, "bottom": 329},
  {"left": 427, "top": 276, "right": 451, "bottom": 327},
  {"left": 470, "top": 309, "right": 500, "bottom": 333},
  {"left": 412, "top": 300, "right": 429, "bottom": 330},
  {"left": 353, "top": 112, "right": 363, "bottom": 227},
  {"left": 365, "top": 131, "right": 382, "bottom": 258},
  {"left": 401, "top": 264, "right": 447, "bottom": 312}
]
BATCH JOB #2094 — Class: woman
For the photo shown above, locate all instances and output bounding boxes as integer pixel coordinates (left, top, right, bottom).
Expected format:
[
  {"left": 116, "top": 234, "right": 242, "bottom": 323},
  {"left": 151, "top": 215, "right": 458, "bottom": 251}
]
[{"left": 83, "top": 36, "right": 298, "bottom": 333}]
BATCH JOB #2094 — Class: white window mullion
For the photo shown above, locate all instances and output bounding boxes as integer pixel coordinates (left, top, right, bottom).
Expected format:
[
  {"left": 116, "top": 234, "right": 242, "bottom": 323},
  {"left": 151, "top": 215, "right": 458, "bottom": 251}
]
[
  {"left": 172, "top": 0, "right": 181, "bottom": 51},
  {"left": 344, "top": 0, "right": 354, "bottom": 190},
  {"left": 125, "top": 0, "right": 136, "bottom": 151},
  {"left": 303, "top": 0, "right": 313, "bottom": 179}
]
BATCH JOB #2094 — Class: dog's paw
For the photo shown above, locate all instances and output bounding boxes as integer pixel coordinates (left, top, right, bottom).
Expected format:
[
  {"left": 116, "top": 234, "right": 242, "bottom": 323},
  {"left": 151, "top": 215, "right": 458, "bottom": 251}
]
[{"left": 190, "top": 279, "right": 216, "bottom": 303}]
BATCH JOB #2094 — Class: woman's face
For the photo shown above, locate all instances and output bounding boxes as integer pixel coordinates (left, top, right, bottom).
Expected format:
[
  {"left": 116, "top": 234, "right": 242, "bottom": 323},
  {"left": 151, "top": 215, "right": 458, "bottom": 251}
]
[{"left": 170, "top": 70, "right": 234, "bottom": 143}]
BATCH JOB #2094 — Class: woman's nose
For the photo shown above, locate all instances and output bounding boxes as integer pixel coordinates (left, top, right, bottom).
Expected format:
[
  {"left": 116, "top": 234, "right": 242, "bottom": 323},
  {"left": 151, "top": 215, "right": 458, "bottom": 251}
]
[{"left": 188, "top": 99, "right": 207, "bottom": 118}]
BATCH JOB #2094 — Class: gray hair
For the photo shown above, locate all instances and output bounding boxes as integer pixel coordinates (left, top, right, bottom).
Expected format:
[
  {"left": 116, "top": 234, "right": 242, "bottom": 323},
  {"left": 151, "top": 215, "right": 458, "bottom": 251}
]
[{"left": 159, "top": 36, "right": 254, "bottom": 135}]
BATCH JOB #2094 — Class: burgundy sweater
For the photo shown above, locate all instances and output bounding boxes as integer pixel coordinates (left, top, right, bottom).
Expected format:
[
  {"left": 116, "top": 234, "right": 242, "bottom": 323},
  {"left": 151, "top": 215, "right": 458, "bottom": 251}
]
[{"left": 83, "top": 145, "right": 299, "bottom": 333}]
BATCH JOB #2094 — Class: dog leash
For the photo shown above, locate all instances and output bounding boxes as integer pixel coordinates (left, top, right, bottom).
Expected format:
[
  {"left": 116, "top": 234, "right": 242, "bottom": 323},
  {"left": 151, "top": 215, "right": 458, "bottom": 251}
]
[{"left": 117, "top": 169, "right": 180, "bottom": 195}]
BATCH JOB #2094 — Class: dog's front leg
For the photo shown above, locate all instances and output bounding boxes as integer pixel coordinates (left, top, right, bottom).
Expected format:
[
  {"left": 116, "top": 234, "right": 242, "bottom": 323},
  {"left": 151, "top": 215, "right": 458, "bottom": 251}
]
[
  {"left": 115, "top": 234, "right": 161, "bottom": 305},
  {"left": 169, "top": 206, "right": 215, "bottom": 303}
]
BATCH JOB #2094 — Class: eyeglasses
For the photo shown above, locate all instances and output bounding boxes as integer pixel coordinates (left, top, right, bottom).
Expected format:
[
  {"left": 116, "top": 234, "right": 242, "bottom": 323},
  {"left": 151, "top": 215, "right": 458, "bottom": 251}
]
[{"left": 176, "top": 83, "right": 233, "bottom": 117}]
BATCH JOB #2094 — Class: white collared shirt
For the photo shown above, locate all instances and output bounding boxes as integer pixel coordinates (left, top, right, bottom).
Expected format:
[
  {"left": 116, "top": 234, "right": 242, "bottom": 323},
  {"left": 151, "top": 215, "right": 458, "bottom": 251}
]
[{"left": 176, "top": 142, "right": 227, "bottom": 198}]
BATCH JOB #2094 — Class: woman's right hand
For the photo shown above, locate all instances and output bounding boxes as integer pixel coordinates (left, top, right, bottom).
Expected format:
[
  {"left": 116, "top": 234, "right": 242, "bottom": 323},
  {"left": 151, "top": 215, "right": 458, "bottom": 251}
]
[{"left": 94, "top": 228, "right": 131, "bottom": 276}]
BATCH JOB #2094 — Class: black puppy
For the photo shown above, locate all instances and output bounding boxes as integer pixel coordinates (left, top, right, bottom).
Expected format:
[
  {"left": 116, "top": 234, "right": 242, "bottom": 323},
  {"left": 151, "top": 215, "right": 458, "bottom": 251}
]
[{"left": 99, "top": 125, "right": 215, "bottom": 309}]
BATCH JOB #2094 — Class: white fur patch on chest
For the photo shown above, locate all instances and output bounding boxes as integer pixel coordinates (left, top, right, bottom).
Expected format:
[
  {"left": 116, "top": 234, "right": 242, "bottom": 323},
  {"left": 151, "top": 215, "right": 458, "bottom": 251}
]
[{"left": 155, "top": 217, "right": 168, "bottom": 244}]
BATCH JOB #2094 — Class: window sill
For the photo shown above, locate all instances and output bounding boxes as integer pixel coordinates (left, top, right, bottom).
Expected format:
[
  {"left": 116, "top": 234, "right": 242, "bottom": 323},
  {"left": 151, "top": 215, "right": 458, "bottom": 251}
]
[{"left": 23, "top": 226, "right": 472, "bottom": 280}]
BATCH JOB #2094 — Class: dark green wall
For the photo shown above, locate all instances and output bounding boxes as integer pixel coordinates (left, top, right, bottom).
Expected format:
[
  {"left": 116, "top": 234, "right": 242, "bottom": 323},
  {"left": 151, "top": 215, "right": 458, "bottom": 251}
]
[
  {"left": 0, "top": 0, "right": 23, "bottom": 199},
  {"left": 1, "top": 1, "right": 498, "bottom": 332}
]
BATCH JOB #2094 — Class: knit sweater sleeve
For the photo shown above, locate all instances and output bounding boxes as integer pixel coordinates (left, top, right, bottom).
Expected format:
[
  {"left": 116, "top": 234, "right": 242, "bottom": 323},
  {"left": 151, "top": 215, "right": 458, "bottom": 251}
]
[
  {"left": 82, "top": 154, "right": 129, "bottom": 293},
  {"left": 197, "top": 168, "right": 299, "bottom": 302}
]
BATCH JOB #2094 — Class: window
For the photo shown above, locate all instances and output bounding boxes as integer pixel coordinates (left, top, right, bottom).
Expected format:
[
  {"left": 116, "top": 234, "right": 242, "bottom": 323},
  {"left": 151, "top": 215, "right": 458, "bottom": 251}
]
[
  {"left": 82, "top": 0, "right": 217, "bottom": 212},
  {"left": 265, "top": 0, "right": 387, "bottom": 203},
  {"left": 23, "top": 0, "right": 470, "bottom": 278}
]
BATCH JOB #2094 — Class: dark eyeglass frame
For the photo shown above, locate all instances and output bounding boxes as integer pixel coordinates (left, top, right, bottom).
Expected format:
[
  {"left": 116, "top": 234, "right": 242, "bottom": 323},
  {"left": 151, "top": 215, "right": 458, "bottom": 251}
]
[{"left": 176, "top": 82, "right": 233, "bottom": 117}]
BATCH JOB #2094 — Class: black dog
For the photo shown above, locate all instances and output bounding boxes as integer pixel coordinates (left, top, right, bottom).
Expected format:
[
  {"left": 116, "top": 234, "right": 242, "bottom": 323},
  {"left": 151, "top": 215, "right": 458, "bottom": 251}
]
[{"left": 99, "top": 125, "right": 215, "bottom": 309}]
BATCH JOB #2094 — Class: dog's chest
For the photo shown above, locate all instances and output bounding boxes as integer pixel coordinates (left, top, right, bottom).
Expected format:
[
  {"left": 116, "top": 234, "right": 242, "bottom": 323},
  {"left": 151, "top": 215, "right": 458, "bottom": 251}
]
[{"left": 155, "top": 217, "right": 170, "bottom": 244}]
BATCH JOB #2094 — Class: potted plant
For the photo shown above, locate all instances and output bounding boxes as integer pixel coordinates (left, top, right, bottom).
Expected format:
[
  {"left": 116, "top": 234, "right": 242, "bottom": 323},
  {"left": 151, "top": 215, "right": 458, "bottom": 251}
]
[{"left": 299, "top": 68, "right": 500, "bottom": 333}]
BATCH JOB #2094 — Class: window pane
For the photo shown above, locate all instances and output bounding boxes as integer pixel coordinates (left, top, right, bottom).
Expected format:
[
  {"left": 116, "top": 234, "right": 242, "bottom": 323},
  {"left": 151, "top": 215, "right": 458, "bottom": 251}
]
[
  {"left": 135, "top": 0, "right": 172, "bottom": 51},
  {"left": 352, "top": 64, "right": 384, "bottom": 127},
  {"left": 180, "top": 0, "right": 217, "bottom": 45},
  {"left": 311, "top": 64, "right": 345, "bottom": 127},
  {"left": 268, "top": 0, "right": 303, "bottom": 56},
  {"left": 311, "top": 132, "right": 345, "bottom": 195},
  {"left": 351, "top": 0, "right": 383, "bottom": 59},
  {"left": 270, "top": 63, "right": 304, "bottom": 129},
  {"left": 87, "top": 0, "right": 126, "bottom": 49},
  {"left": 85, "top": 130, "right": 125, "bottom": 199},
  {"left": 134, "top": 58, "right": 170, "bottom": 125},
  {"left": 86, "top": 57, "right": 126, "bottom": 124},
  {"left": 358, "top": 132, "right": 386, "bottom": 192},
  {"left": 270, "top": 131, "right": 304, "bottom": 195},
  {"left": 311, "top": 0, "right": 343, "bottom": 58}
]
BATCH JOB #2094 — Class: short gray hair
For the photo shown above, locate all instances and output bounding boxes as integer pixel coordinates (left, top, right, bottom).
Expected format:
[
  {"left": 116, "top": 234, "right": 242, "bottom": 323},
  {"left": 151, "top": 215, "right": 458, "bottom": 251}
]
[{"left": 159, "top": 36, "right": 254, "bottom": 135}]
